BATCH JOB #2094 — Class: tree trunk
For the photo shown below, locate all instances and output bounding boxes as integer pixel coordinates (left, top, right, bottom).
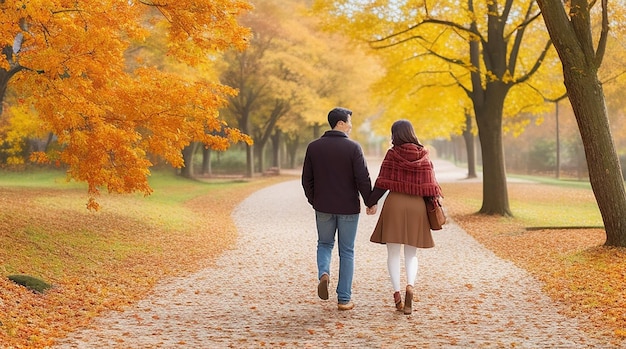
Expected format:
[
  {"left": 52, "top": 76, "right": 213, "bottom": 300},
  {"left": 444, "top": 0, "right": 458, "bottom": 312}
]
[
  {"left": 555, "top": 101, "right": 561, "bottom": 179},
  {"left": 565, "top": 72, "right": 626, "bottom": 246},
  {"left": 254, "top": 105, "right": 285, "bottom": 173},
  {"left": 466, "top": 3, "right": 512, "bottom": 217},
  {"left": 271, "top": 130, "right": 281, "bottom": 168},
  {"left": 201, "top": 147, "right": 212, "bottom": 176},
  {"left": 0, "top": 48, "right": 25, "bottom": 117},
  {"left": 476, "top": 124, "right": 511, "bottom": 216},
  {"left": 181, "top": 143, "right": 198, "bottom": 178},
  {"left": 254, "top": 141, "right": 265, "bottom": 173},
  {"left": 313, "top": 123, "right": 322, "bottom": 139},
  {"left": 0, "top": 71, "right": 9, "bottom": 116},
  {"left": 475, "top": 87, "right": 511, "bottom": 216},
  {"left": 463, "top": 113, "right": 477, "bottom": 179},
  {"left": 537, "top": 0, "right": 626, "bottom": 246},
  {"left": 245, "top": 144, "right": 254, "bottom": 178},
  {"left": 285, "top": 133, "right": 299, "bottom": 169},
  {"left": 237, "top": 111, "right": 254, "bottom": 178}
]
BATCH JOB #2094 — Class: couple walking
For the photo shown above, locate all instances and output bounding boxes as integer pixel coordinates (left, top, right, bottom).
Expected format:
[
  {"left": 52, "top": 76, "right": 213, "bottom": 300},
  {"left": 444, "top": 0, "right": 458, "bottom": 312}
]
[{"left": 301, "top": 107, "right": 443, "bottom": 315}]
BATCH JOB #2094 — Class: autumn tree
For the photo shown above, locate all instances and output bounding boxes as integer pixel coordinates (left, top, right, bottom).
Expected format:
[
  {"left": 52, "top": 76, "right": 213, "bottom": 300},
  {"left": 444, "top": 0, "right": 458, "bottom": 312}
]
[
  {"left": 0, "top": 0, "right": 252, "bottom": 209},
  {"left": 221, "top": 0, "right": 381, "bottom": 176},
  {"left": 220, "top": 0, "right": 291, "bottom": 177},
  {"left": 313, "top": 0, "right": 562, "bottom": 216},
  {"left": 536, "top": 0, "right": 626, "bottom": 246},
  {"left": 274, "top": 111, "right": 306, "bottom": 169},
  {"left": 297, "top": 32, "right": 383, "bottom": 143}
]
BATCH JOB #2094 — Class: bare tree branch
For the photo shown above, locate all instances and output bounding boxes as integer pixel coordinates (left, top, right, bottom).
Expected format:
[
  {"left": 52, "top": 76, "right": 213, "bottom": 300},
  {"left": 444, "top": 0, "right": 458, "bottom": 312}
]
[
  {"left": 514, "top": 40, "right": 553, "bottom": 84},
  {"left": 508, "top": 1, "right": 539, "bottom": 74},
  {"left": 526, "top": 82, "right": 568, "bottom": 103},
  {"left": 595, "top": 0, "right": 609, "bottom": 67},
  {"left": 504, "top": 7, "right": 542, "bottom": 41},
  {"left": 501, "top": 0, "right": 514, "bottom": 25},
  {"left": 369, "top": 18, "right": 485, "bottom": 50},
  {"left": 570, "top": 0, "right": 595, "bottom": 63}
]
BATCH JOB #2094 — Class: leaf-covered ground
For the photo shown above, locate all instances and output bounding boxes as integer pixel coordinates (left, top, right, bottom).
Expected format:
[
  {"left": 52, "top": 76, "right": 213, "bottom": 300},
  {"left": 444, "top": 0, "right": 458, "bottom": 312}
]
[
  {"left": 0, "top": 174, "right": 290, "bottom": 348},
  {"left": 1, "top": 175, "right": 625, "bottom": 347},
  {"left": 441, "top": 181, "right": 626, "bottom": 346}
]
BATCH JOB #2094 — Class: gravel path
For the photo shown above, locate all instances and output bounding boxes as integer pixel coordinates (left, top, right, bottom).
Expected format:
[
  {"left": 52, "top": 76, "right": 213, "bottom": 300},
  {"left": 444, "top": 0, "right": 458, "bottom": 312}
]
[{"left": 54, "top": 160, "right": 611, "bottom": 348}]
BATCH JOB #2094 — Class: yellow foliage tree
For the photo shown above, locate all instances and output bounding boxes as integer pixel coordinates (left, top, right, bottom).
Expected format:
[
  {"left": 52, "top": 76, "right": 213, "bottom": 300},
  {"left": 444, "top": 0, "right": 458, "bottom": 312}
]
[
  {"left": 313, "top": 0, "right": 561, "bottom": 216},
  {"left": 0, "top": 94, "right": 49, "bottom": 164},
  {"left": 0, "top": 0, "right": 253, "bottom": 209},
  {"left": 221, "top": 0, "right": 382, "bottom": 175}
]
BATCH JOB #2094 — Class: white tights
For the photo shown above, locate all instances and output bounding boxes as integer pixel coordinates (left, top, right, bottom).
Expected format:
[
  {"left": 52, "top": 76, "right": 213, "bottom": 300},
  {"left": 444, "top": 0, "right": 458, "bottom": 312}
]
[{"left": 386, "top": 243, "right": 418, "bottom": 292}]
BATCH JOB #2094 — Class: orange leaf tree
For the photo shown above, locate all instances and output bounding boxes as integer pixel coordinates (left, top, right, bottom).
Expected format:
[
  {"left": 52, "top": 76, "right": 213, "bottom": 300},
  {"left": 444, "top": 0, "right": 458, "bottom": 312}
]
[{"left": 0, "top": 0, "right": 253, "bottom": 209}]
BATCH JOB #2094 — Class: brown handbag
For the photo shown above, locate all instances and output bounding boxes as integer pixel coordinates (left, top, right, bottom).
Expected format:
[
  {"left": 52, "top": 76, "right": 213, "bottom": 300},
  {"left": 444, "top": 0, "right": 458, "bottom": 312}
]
[{"left": 425, "top": 197, "right": 446, "bottom": 230}]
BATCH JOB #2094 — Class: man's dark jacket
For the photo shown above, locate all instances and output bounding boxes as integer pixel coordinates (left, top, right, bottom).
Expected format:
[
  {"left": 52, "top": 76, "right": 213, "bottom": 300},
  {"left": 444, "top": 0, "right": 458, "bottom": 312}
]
[{"left": 302, "top": 130, "right": 372, "bottom": 215}]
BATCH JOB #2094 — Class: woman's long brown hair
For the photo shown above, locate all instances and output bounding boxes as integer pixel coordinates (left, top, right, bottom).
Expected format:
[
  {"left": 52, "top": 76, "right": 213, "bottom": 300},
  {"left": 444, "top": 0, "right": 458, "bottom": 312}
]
[{"left": 391, "top": 119, "right": 423, "bottom": 147}]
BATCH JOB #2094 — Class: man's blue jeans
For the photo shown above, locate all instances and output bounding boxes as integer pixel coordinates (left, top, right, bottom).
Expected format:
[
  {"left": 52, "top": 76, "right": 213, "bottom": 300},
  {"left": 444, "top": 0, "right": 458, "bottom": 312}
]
[{"left": 315, "top": 211, "right": 359, "bottom": 304}]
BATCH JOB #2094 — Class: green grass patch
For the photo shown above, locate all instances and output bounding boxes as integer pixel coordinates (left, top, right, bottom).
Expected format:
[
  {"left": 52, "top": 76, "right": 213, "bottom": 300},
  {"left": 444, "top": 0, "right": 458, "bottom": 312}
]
[
  {"left": 1, "top": 170, "right": 287, "bottom": 280},
  {"left": 7, "top": 275, "right": 52, "bottom": 293},
  {"left": 0, "top": 168, "right": 248, "bottom": 203},
  {"left": 0, "top": 169, "right": 83, "bottom": 189},
  {"left": 510, "top": 196, "right": 602, "bottom": 228},
  {"left": 22, "top": 170, "right": 263, "bottom": 236},
  {"left": 505, "top": 175, "right": 602, "bottom": 227},
  {"left": 443, "top": 177, "right": 604, "bottom": 229},
  {"left": 509, "top": 173, "right": 593, "bottom": 189},
  {"left": 145, "top": 171, "right": 251, "bottom": 204}
]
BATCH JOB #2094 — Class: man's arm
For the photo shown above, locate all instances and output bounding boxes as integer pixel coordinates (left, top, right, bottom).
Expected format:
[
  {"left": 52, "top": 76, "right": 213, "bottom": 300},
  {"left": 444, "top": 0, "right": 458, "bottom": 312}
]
[
  {"left": 352, "top": 144, "right": 373, "bottom": 205},
  {"left": 301, "top": 149, "right": 314, "bottom": 205}
]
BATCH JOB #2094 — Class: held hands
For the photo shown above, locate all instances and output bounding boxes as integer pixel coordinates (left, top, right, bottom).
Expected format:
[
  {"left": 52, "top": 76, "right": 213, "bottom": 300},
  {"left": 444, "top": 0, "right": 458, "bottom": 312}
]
[{"left": 366, "top": 205, "right": 377, "bottom": 215}]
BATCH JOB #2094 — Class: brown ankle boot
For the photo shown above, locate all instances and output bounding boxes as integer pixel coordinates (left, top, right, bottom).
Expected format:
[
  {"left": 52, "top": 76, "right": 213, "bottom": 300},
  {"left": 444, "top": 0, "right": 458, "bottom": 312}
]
[
  {"left": 404, "top": 285, "right": 414, "bottom": 315},
  {"left": 393, "top": 291, "right": 403, "bottom": 311}
]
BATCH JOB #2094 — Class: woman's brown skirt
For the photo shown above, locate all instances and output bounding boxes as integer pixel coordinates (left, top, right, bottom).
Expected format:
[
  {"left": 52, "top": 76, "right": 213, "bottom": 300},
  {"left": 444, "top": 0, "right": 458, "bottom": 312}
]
[{"left": 370, "top": 191, "right": 434, "bottom": 248}]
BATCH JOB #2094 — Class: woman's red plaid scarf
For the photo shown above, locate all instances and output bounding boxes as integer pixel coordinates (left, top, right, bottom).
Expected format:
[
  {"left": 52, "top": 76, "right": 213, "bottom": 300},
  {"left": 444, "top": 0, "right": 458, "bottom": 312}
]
[{"left": 375, "top": 143, "right": 443, "bottom": 197}]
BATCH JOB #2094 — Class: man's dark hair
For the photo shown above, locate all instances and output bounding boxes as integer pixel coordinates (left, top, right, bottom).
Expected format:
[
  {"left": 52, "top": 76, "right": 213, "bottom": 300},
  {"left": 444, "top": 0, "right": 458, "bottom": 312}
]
[{"left": 328, "top": 107, "right": 352, "bottom": 129}]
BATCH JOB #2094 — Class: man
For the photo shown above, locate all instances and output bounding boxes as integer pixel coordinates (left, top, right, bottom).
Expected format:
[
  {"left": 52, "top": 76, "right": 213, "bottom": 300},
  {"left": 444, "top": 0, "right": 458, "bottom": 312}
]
[{"left": 301, "top": 107, "right": 375, "bottom": 311}]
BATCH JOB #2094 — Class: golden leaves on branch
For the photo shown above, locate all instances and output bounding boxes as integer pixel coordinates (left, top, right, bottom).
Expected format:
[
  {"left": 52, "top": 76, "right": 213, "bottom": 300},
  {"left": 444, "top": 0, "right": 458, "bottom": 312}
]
[{"left": 2, "top": 0, "right": 255, "bottom": 209}]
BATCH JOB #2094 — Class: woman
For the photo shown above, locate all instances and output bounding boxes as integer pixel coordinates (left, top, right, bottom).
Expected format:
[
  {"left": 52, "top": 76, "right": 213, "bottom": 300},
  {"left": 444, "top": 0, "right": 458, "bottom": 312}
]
[{"left": 366, "top": 119, "right": 443, "bottom": 315}]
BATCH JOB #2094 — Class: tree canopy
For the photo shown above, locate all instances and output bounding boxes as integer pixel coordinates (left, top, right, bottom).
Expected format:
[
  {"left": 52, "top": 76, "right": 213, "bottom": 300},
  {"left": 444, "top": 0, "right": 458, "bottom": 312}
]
[
  {"left": 312, "top": 0, "right": 561, "bottom": 216},
  {"left": 1, "top": 0, "right": 253, "bottom": 209},
  {"left": 220, "top": 0, "right": 382, "bottom": 176}
]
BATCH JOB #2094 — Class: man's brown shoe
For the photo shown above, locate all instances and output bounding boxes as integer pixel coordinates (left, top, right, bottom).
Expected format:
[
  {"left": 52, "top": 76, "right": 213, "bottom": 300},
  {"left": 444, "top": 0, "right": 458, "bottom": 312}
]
[
  {"left": 317, "top": 274, "right": 329, "bottom": 300},
  {"left": 337, "top": 301, "right": 355, "bottom": 311}
]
